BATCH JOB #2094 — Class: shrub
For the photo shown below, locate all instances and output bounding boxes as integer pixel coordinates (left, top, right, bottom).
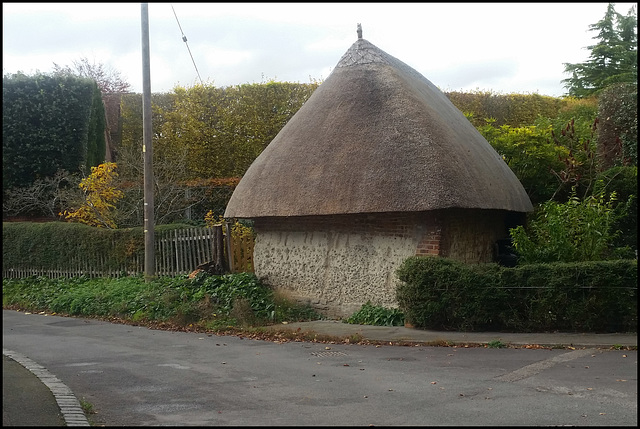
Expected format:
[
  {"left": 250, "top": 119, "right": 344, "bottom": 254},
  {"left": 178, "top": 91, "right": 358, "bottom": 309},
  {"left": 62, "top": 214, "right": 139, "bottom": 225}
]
[
  {"left": 60, "top": 163, "right": 124, "bottom": 229},
  {"left": 345, "top": 301, "right": 404, "bottom": 326},
  {"left": 598, "top": 83, "right": 637, "bottom": 167},
  {"left": 2, "top": 272, "right": 322, "bottom": 328},
  {"left": 592, "top": 166, "right": 638, "bottom": 253},
  {"left": 396, "top": 256, "right": 637, "bottom": 333},
  {"left": 510, "top": 188, "right": 633, "bottom": 264},
  {"left": 478, "top": 122, "right": 564, "bottom": 204}
]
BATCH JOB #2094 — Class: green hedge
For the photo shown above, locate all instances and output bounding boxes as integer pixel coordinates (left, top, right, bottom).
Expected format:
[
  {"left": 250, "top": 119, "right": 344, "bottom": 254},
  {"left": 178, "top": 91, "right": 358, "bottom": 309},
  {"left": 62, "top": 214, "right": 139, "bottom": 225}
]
[
  {"left": 2, "top": 221, "right": 193, "bottom": 273},
  {"left": 445, "top": 90, "right": 564, "bottom": 127},
  {"left": 2, "top": 72, "right": 106, "bottom": 193},
  {"left": 396, "top": 256, "right": 637, "bottom": 333}
]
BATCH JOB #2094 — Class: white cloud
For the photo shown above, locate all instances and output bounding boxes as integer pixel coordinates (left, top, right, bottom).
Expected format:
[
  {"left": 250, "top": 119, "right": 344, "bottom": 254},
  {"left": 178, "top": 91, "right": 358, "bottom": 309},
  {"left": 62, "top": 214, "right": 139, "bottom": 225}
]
[{"left": 3, "top": 2, "right": 636, "bottom": 95}]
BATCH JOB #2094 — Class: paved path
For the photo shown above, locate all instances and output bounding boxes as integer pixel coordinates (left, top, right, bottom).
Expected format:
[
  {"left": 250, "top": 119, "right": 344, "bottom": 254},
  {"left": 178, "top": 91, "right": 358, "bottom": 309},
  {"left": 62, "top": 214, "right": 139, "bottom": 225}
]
[{"left": 266, "top": 320, "right": 638, "bottom": 348}]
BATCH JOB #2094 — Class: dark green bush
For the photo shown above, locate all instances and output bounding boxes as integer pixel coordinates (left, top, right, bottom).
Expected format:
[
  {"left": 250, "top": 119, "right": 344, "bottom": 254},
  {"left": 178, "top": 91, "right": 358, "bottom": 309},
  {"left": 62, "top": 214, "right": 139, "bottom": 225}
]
[
  {"left": 3, "top": 72, "right": 105, "bottom": 194},
  {"left": 396, "top": 256, "right": 637, "bottom": 333}
]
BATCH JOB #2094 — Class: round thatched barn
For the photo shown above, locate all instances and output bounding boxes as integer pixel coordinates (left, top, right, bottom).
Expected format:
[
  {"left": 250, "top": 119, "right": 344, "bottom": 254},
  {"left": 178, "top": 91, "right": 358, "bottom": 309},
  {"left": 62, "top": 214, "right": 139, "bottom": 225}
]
[{"left": 225, "top": 28, "right": 533, "bottom": 318}]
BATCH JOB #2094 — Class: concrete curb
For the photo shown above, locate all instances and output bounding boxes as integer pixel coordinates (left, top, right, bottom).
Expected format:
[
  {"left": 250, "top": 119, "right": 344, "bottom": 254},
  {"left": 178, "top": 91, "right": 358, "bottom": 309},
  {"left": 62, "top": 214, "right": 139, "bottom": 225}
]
[
  {"left": 3, "top": 349, "right": 90, "bottom": 427},
  {"left": 264, "top": 320, "right": 638, "bottom": 348}
]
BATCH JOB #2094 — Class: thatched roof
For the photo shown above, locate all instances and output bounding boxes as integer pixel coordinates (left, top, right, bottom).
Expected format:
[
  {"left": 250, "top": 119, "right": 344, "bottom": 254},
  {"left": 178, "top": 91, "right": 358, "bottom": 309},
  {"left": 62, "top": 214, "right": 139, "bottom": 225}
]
[{"left": 225, "top": 35, "right": 533, "bottom": 219}]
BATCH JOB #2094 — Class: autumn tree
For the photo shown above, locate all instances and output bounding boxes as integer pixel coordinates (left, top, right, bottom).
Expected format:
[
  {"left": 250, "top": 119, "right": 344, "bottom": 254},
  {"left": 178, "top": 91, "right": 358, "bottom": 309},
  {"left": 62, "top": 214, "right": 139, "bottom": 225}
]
[
  {"left": 562, "top": 3, "right": 637, "bottom": 97},
  {"left": 60, "top": 162, "right": 124, "bottom": 229}
]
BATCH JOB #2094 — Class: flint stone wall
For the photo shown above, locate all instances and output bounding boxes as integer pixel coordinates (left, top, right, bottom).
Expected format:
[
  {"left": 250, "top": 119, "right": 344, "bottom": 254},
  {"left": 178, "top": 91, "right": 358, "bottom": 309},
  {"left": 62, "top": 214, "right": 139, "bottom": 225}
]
[{"left": 252, "top": 210, "right": 510, "bottom": 318}]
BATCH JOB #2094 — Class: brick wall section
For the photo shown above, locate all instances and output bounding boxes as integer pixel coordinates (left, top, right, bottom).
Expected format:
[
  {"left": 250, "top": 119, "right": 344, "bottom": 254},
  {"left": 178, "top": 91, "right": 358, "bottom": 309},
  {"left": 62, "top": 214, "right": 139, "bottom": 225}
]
[
  {"left": 256, "top": 212, "right": 424, "bottom": 237},
  {"left": 415, "top": 217, "right": 442, "bottom": 257}
]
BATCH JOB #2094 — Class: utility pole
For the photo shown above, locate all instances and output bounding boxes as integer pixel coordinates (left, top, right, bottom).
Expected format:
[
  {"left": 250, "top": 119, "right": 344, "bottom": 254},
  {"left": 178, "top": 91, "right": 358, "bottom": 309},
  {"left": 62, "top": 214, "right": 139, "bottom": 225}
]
[{"left": 141, "top": 3, "right": 155, "bottom": 280}]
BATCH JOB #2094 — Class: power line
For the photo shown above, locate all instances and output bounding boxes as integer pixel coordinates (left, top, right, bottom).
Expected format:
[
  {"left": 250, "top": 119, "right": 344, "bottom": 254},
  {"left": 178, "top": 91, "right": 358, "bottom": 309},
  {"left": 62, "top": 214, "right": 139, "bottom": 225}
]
[{"left": 171, "top": 4, "right": 203, "bottom": 85}]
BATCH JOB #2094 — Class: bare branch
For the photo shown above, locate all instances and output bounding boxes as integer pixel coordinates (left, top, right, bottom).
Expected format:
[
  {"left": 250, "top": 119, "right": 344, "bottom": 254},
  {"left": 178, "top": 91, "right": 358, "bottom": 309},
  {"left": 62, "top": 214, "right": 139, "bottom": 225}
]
[{"left": 52, "top": 56, "right": 131, "bottom": 94}]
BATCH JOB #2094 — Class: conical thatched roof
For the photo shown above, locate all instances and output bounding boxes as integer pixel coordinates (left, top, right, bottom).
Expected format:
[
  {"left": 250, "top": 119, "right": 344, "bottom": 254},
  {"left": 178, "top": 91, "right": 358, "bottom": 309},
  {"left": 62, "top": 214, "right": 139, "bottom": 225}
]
[{"left": 225, "top": 35, "right": 533, "bottom": 218}]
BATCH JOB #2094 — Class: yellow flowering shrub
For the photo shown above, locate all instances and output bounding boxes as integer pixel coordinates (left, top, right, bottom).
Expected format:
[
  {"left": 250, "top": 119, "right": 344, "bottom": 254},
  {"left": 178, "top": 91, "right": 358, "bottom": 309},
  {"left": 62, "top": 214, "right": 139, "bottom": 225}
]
[{"left": 60, "top": 162, "right": 124, "bottom": 229}]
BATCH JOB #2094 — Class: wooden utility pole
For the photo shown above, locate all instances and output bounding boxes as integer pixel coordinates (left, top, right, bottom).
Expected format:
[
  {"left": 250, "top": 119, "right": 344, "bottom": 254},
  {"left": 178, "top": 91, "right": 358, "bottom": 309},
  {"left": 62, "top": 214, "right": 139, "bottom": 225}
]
[{"left": 141, "top": 3, "right": 155, "bottom": 280}]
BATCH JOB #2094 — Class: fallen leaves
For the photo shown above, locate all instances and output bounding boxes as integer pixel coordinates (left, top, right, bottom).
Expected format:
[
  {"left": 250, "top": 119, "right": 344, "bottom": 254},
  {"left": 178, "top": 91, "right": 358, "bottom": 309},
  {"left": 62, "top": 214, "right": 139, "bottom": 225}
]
[{"left": 522, "top": 344, "right": 552, "bottom": 350}]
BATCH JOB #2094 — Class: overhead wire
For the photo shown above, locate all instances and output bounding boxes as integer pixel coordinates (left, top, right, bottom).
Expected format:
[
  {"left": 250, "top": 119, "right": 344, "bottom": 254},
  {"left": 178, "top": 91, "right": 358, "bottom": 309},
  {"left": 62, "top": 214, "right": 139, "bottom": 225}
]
[{"left": 171, "top": 4, "right": 203, "bottom": 85}]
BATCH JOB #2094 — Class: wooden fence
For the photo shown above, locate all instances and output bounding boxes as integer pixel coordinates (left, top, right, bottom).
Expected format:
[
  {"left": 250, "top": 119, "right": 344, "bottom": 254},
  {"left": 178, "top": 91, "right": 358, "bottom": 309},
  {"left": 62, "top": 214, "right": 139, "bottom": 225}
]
[{"left": 2, "top": 226, "right": 254, "bottom": 279}]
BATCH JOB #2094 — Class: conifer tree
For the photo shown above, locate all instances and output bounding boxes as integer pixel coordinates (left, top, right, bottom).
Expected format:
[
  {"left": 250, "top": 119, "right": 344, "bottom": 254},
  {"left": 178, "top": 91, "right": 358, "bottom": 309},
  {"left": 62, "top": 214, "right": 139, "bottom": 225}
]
[{"left": 562, "top": 3, "right": 637, "bottom": 97}]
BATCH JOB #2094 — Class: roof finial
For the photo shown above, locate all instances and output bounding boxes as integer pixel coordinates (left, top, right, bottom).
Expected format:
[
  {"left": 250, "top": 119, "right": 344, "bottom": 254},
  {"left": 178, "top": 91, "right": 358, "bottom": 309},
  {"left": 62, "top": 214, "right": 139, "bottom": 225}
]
[{"left": 357, "top": 23, "right": 362, "bottom": 39}]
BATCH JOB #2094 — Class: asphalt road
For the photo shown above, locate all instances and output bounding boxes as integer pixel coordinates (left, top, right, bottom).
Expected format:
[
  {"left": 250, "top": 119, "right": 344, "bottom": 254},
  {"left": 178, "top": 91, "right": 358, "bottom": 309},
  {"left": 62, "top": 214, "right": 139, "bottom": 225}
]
[{"left": 3, "top": 310, "right": 637, "bottom": 426}]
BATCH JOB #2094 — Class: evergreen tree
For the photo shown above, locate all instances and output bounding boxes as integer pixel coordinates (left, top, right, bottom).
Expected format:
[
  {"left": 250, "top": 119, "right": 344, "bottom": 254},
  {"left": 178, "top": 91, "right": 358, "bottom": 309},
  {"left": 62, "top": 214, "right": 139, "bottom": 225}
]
[{"left": 562, "top": 3, "right": 637, "bottom": 97}]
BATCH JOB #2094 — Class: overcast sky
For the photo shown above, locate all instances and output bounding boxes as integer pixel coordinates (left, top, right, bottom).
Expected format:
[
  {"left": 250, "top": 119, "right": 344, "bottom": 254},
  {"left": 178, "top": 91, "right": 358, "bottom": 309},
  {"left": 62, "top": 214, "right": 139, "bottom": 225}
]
[{"left": 2, "top": 2, "right": 637, "bottom": 96}]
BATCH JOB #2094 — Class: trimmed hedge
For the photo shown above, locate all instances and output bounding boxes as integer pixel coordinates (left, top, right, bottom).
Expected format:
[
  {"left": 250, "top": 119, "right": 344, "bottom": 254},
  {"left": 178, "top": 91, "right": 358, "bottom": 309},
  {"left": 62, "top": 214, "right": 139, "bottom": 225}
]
[
  {"left": 2, "top": 221, "right": 193, "bottom": 273},
  {"left": 445, "top": 90, "right": 565, "bottom": 127},
  {"left": 3, "top": 72, "right": 106, "bottom": 192},
  {"left": 396, "top": 256, "right": 637, "bottom": 333}
]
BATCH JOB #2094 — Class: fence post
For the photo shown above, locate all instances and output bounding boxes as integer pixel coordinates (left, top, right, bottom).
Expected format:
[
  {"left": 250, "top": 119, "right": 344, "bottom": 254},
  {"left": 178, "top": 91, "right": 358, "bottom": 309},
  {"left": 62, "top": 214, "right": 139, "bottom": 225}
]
[
  {"left": 174, "top": 229, "right": 180, "bottom": 274},
  {"left": 212, "top": 225, "right": 227, "bottom": 273},
  {"left": 225, "top": 222, "right": 234, "bottom": 273}
]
